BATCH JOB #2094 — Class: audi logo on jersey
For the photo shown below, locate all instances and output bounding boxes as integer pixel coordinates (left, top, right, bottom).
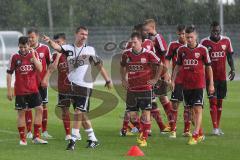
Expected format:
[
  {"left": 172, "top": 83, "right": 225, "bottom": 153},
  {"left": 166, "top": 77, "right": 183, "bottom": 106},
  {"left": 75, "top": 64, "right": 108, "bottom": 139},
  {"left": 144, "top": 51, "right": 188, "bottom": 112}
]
[
  {"left": 210, "top": 51, "right": 225, "bottom": 58},
  {"left": 183, "top": 59, "right": 198, "bottom": 65},
  {"left": 128, "top": 64, "right": 144, "bottom": 72},
  {"left": 19, "top": 64, "right": 34, "bottom": 72}
]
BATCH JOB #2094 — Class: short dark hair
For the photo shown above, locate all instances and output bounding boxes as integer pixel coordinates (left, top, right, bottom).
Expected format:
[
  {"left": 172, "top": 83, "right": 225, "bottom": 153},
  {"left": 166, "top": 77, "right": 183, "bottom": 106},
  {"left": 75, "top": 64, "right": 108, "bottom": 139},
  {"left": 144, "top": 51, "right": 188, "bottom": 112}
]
[
  {"left": 211, "top": 21, "right": 220, "bottom": 27},
  {"left": 27, "top": 28, "right": 39, "bottom": 34},
  {"left": 177, "top": 24, "right": 186, "bottom": 32},
  {"left": 53, "top": 33, "right": 66, "bottom": 40},
  {"left": 75, "top": 26, "right": 88, "bottom": 33},
  {"left": 18, "top": 36, "right": 29, "bottom": 45},
  {"left": 133, "top": 23, "right": 143, "bottom": 32},
  {"left": 185, "top": 25, "right": 196, "bottom": 34},
  {"left": 131, "top": 32, "right": 142, "bottom": 40}
]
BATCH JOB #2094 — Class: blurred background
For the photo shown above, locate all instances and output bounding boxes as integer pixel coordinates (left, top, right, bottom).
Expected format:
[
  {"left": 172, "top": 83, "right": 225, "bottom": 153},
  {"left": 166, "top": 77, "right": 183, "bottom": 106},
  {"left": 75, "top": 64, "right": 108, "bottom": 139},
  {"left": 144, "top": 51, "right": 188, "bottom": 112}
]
[{"left": 0, "top": 0, "right": 239, "bottom": 86}]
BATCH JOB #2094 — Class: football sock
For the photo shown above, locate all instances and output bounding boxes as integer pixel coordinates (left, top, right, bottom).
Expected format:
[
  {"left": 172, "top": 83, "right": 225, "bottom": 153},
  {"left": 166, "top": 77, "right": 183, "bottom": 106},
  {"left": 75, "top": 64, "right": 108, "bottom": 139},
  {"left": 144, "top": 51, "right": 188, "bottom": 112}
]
[
  {"left": 217, "top": 99, "right": 223, "bottom": 128},
  {"left": 183, "top": 106, "right": 191, "bottom": 133},
  {"left": 25, "top": 110, "right": 32, "bottom": 133},
  {"left": 42, "top": 108, "right": 48, "bottom": 132},
  {"left": 18, "top": 126, "right": 26, "bottom": 141},
  {"left": 151, "top": 109, "right": 166, "bottom": 131},
  {"left": 71, "top": 128, "right": 80, "bottom": 142},
  {"left": 209, "top": 98, "right": 218, "bottom": 129},
  {"left": 85, "top": 128, "right": 97, "bottom": 141},
  {"left": 33, "top": 124, "right": 41, "bottom": 138},
  {"left": 63, "top": 112, "right": 71, "bottom": 135}
]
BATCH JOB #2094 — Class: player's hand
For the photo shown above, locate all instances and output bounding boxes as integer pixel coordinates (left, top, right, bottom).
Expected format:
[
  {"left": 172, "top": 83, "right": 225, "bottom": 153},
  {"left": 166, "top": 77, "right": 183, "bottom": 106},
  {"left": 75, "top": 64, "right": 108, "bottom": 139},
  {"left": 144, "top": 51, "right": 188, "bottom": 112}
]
[
  {"left": 147, "top": 78, "right": 158, "bottom": 86},
  {"left": 228, "top": 70, "right": 235, "bottom": 81},
  {"left": 105, "top": 80, "right": 112, "bottom": 90},
  {"left": 41, "top": 80, "right": 48, "bottom": 88},
  {"left": 42, "top": 35, "right": 51, "bottom": 43},
  {"left": 7, "top": 90, "right": 14, "bottom": 101},
  {"left": 208, "top": 83, "right": 215, "bottom": 95},
  {"left": 122, "top": 79, "right": 129, "bottom": 89}
]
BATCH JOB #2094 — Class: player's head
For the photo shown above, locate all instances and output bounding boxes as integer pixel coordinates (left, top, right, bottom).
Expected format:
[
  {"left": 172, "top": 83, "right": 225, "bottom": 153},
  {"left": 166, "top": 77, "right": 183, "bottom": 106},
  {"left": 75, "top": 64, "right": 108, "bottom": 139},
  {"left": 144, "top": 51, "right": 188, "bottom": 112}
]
[
  {"left": 27, "top": 28, "right": 39, "bottom": 47},
  {"left": 176, "top": 24, "right": 186, "bottom": 43},
  {"left": 185, "top": 25, "right": 198, "bottom": 47},
  {"left": 18, "top": 36, "right": 30, "bottom": 55},
  {"left": 210, "top": 21, "right": 221, "bottom": 40},
  {"left": 133, "top": 23, "right": 149, "bottom": 40},
  {"left": 53, "top": 33, "right": 66, "bottom": 45},
  {"left": 143, "top": 19, "right": 157, "bottom": 35},
  {"left": 75, "top": 25, "right": 88, "bottom": 45},
  {"left": 130, "top": 32, "right": 143, "bottom": 51}
]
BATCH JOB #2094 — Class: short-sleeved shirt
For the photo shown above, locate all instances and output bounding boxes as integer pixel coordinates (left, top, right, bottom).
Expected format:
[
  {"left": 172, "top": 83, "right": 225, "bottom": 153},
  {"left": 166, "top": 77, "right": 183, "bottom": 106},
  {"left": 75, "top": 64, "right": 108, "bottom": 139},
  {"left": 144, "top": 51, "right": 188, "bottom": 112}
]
[
  {"left": 7, "top": 51, "right": 40, "bottom": 95},
  {"left": 35, "top": 43, "right": 51, "bottom": 85},
  {"left": 200, "top": 36, "right": 233, "bottom": 81},
  {"left": 52, "top": 53, "right": 71, "bottom": 93},
  {"left": 61, "top": 44, "right": 101, "bottom": 89},
  {"left": 176, "top": 44, "right": 211, "bottom": 90},
  {"left": 152, "top": 33, "right": 168, "bottom": 62},
  {"left": 120, "top": 48, "right": 160, "bottom": 92},
  {"left": 166, "top": 40, "right": 185, "bottom": 84}
]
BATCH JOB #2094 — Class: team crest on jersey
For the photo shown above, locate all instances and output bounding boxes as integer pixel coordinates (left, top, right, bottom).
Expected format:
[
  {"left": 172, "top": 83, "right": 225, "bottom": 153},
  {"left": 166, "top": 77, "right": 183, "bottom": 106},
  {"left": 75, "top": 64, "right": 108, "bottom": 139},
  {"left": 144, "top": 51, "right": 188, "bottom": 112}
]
[
  {"left": 39, "top": 52, "right": 44, "bottom": 58},
  {"left": 16, "top": 59, "right": 22, "bottom": 66},
  {"left": 141, "top": 58, "right": 146, "bottom": 63},
  {"left": 207, "top": 46, "right": 212, "bottom": 52},
  {"left": 195, "top": 52, "right": 200, "bottom": 58},
  {"left": 221, "top": 45, "right": 226, "bottom": 50}
]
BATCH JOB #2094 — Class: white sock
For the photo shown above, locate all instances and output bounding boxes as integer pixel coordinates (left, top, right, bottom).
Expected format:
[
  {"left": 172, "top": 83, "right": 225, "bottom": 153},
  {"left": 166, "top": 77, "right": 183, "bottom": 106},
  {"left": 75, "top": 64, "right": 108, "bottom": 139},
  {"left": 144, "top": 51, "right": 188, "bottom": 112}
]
[
  {"left": 71, "top": 128, "right": 80, "bottom": 142},
  {"left": 85, "top": 128, "right": 97, "bottom": 141}
]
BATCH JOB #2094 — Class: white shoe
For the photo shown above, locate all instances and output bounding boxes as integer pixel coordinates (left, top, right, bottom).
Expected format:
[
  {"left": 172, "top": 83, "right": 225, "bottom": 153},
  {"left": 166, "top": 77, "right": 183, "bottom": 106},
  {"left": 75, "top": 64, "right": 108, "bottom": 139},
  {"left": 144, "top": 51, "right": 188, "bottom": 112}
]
[
  {"left": 26, "top": 132, "right": 33, "bottom": 139},
  {"left": 65, "top": 135, "right": 72, "bottom": 141},
  {"left": 131, "top": 127, "right": 139, "bottom": 134},
  {"left": 32, "top": 137, "right": 48, "bottom": 144},
  {"left": 42, "top": 131, "right": 53, "bottom": 139},
  {"left": 19, "top": 140, "right": 27, "bottom": 145},
  {"left": 212, "top": 128, "right": 220, "bottom": 136},
  {"left": 218, "top": 129, "right": 224, "bottom": 135}
]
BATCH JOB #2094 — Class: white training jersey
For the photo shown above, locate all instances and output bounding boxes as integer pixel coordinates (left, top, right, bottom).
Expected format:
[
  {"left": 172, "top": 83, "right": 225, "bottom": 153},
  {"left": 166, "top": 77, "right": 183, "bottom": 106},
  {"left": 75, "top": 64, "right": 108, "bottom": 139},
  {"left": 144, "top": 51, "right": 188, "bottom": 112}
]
[{"left": 61, "top": 44, "right": 101, "bottom": 89}]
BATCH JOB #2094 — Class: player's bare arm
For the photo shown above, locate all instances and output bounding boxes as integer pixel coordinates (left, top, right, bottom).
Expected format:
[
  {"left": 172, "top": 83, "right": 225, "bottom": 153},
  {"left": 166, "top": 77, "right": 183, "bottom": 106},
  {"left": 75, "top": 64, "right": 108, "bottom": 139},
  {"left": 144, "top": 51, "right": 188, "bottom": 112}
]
[
  {"left": 206, "top": 66, "right": 215, "bottom": 94},
  {"left": 120, "top": 66, "right": 128, "bottom": 89},
  {"left": 30, "top": 48, "right": 43, "bottom": 72},
  {"left": 96, "top": 64, "right": 112, "bottom": 89},
  {"left": 6, "top": 74, "right": 14, "bottom": 101},
  {"left": 42, "top": 35, "right": 62, "bottom": 52},
  {"left": 227, "top": 53, "right": 235, "bottom": 81},
  {"left": 171, "top": 64, "right": 180, "bottom": 90},
  {"left": 147, "top": 63, "right": 162, "bottom": 85}
]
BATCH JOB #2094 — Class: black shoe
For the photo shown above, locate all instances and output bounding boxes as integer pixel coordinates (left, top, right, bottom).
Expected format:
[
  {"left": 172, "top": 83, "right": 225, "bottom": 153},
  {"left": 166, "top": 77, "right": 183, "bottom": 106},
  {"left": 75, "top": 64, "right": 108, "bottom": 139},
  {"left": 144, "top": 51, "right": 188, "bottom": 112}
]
[
  {"left": 66, "top": 139, "right": 75, "bottom": 150},
  {"left": 86, "top": 140, "right": 99, "bottom": 148}
]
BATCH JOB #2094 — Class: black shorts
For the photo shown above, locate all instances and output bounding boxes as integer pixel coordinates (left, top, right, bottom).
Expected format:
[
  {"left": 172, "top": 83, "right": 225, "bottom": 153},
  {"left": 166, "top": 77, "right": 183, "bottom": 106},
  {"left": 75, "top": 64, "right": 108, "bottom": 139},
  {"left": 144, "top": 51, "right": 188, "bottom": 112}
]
[
  {"left": 15, "top": 93, "right": 42, "bottom": 110},
  {"left": 206, "top": 80, "right": 227, "bottom": 99},
  {"left": 70, "top": 83, "right": 92, "bottom": 112},
  {"left": 57, "top": 93, "right": 71, "bottom": 108},
  {"left": 171, "top": 84, "right": 183, "bottom": 102},
  {"left": 183, "top": 89, "right": 204, "bottom": 107},
  {"left": 126, "top": 90, "right": 152, "bottom": 112},
  {"left": 39, "top": 86, "right": 48, "bottom": 104}
]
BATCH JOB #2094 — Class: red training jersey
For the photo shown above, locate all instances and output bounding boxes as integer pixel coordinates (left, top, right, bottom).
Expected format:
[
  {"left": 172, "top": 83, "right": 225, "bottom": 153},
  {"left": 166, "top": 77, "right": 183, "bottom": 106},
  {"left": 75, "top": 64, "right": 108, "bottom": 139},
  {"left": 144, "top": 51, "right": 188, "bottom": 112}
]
[
  {"left": 152, "top": 33, "right": 168, "bottom": 62},
  {"left": 176, "top": 44, "right": 211, "bottom": 90},
  {"left": 166, "top": 40, "right": 185, "bottom": 84},
  {"left": 7, "top": 51, "right": 40, "bottom": 95},
  {"left": 200, "top": 36, "right": 233, "bottom": 81},
  {"left": 35, "top": 43, "right": 51, "bottom": 85},
  {"left": 52, "top": 53, "right": 71, "bottom": 93},
  {"left": 120, "top": 48, "right": 160, "bottom": 92}
]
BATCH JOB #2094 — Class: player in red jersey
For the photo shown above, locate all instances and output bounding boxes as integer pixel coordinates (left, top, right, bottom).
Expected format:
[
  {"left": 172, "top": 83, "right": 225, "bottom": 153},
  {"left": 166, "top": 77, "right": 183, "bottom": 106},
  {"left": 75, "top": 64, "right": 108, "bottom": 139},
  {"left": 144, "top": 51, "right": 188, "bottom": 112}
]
[
  {"left": 26, "top": 28, "right": 52, "bottom": 139},
  {"left": 120, "top": 32, "right": 163, "bottom": 147},
  {"left": 143, "top": 19, "right": 173, "bottom": 129},
  {"left": 172, "top": 25, "right": 215, "bottom": 145},
  {"left": 6, "top": 36, "right": 48, "bottom": 145},
  {"left": 120, "top": 24, "right": 169, "bottom": 137},
  {"left": 165, "top": 25, "right": 192, "bottom": 138},
  {"left": 200, "top": 21, "right": 235, "bottom": 135}
]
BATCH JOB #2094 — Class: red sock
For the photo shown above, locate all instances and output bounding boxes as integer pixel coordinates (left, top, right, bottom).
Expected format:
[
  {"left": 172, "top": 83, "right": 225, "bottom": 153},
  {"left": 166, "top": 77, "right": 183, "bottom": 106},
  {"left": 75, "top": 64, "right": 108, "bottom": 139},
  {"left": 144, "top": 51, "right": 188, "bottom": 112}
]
[
  {"left": 199, "top": 128, "right": 204, "bottom": 136},
  {"left": 151, "top": 109, "right": 166, "bottom": 131},
  {"left": 217, "top": 99, "right": 223, "bottom": 128},
  {"left": 209, "top": 98, "right": 218, "bottom": 129},
  {"left": 162, "top": 102, "right": 173, "bottom": 122},
  {"left": 34, "top": 124, "right": 41, "bottom": 138},
  {"left": 142, "top": 122, "right": 151, "bottom": 140},
  {"left": 171, "top": 109, "right": 178, "bottom": 132},
  {"left": 42, "top": 108, "right": 48, "bottom": 132},
  {"left": 192, "top": 131, "right": 199, "bottom": 140},
  {"left": 183, "top": 107, "right": 191, "bottom": 133},
  {"left": 25, "top": 110, "right": 32, "bottom": 132},
  {"left": 63, "top": 112, "right": 71, "bottom": 135},
  {"left": 122, "top": 111, "right": 130, "bottom": 131},
  {"left": 18, "top": 126, "right": 26, "bottom": 141}
]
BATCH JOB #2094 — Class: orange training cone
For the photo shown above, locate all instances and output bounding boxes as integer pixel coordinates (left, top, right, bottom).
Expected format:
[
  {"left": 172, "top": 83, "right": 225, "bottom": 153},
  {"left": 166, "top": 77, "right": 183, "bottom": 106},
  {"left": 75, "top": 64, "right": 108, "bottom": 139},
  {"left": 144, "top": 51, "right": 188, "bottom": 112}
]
[{"left": 126, "top": 146, "right": 144, "bottom": 157}]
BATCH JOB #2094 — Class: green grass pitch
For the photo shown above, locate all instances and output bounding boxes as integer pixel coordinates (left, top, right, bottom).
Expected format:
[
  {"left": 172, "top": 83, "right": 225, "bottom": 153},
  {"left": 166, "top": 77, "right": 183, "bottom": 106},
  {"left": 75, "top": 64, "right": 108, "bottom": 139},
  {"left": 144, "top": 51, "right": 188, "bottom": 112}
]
[{"left": 0, "top": 81, "right": 239, "bottom": 160}]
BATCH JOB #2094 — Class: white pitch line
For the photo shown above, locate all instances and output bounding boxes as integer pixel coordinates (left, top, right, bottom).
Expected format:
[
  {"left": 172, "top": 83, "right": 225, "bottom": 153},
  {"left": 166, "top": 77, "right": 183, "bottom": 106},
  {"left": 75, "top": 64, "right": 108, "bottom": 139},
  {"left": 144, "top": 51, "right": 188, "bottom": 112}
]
[{"left": 0, "top": 129, "right": 18, "bottom": 135}]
